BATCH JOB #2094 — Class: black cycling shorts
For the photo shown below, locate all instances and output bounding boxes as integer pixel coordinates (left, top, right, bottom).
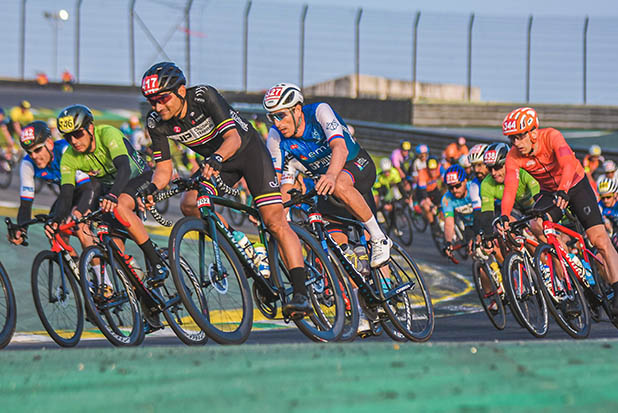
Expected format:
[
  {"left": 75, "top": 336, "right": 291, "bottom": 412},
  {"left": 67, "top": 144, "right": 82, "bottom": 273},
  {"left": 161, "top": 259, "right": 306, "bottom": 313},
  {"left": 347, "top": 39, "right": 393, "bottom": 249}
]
[
  {"left": 50, "top": 180, "right": 102, "bottom": 217},
  {"left": 219, "top": 133, "right": 282, "bottom": 208},
  {"left": 121, "top": 170, "right": 154, "bottom": 199},
  {"left": 533, "top": 177, "right": 603, "bottom": 230}
]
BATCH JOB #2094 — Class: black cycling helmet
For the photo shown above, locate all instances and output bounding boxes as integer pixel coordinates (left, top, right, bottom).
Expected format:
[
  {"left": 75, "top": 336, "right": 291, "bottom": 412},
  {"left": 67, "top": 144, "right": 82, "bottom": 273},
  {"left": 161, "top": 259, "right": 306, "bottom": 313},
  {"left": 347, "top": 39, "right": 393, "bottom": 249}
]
[
  {"left": 57, "top": 104, "right": 94, "bottom": 135},
  {"left": 20, "top": 120, "right": 51, "bottom": 152},
  {"left": 141, "top": 62, "right": 186, "bottom": 97},
  {"left": 483, "top": 143, "right": 510, "bottom": 168}
]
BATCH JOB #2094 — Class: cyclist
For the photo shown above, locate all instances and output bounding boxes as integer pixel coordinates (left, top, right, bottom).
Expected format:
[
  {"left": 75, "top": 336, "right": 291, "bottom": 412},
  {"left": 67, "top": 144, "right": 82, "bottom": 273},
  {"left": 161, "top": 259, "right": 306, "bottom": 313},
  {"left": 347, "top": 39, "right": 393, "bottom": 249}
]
[
  {"left": 139, "top": 64, "right": 313, "bottom": 317},
  {"left": 9, "top": 100, "right": 35, "bottom": 137},
  {"left": 373, "top": 157, "right": 403, "bottom": 215},
  {"left": 263, "top": 82, "right": 391, "bottom": 268},
  {"left": 390, "top": 140, "right": 412, "bottom": 180},
  {"left": 417, "top": 157, "right": 444, "bottom": 235},
  {"left": 583, "top": 144, "right": 604, "bottom": 179},
  {"left": 45, "top": 105, "right": 168, "bottom": 290},
  {"left": 411, "top": 144, "right": 429, "bottom": 182},
  {"left": 0, "top": 108, "right": 17, "bottom": 161},
  {"left": 598, "top": 178, "right": 618, "bottom": 251},
  {"left": 468, "top": 143, "right": 489, "bottom": 185},
  {"left": 596, "top": 160, "right": 618, "bottom": 188},
  {"left": 441, "top": 164, "right": 482, "bottom": 260},
  {"left": 8, "top": 121, "right": 96, "bottom": 249},
  {"left": 458, "top": 154, "right": 472, "bottom": 179},
  {"left": 442, "top": 136, "right": 468, "bottom": 168},
  {"left": 496, "top": 107, "right": 618, "bottom": 316}
]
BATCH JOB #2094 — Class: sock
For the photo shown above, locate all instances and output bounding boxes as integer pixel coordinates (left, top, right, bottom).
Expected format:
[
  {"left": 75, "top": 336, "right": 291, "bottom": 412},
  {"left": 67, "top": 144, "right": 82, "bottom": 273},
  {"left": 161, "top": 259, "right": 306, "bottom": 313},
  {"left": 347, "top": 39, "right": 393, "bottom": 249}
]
[
  {"left": 93, "top": 265, "right": 103, "bottom": 285},
  {"left": 363, "top": 216, "right": 386, "bottom": 241},
  {"left": 138, "top": 238, "right": 163, "bottom": 268},
  {"left": 289, "top": 267, "right": 307, "bottom": 296}
]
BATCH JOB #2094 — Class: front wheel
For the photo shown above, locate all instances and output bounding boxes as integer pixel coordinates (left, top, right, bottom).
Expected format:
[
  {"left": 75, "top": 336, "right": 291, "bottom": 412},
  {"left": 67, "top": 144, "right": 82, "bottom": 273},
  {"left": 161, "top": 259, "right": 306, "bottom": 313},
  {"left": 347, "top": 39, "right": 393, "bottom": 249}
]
[
  {"left": 392, "top": 206, "right": 413, "bottom": 246},
  {"left": 472, "top": 260, "right": 506, "bottom": 330},
  {"left": 31, "top": 251, "right": 84, "bottom": 347},
  {"left": 0, "top": 261, "right": 16, "bottom": 349}
]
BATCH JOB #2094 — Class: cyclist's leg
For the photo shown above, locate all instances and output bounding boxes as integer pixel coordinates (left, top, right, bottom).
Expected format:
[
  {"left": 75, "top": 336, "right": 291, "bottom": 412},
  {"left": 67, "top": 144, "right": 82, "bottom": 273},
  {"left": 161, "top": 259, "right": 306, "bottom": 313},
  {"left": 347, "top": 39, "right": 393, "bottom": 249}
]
[{"left": 71, "top": 180, "right": 102, "bottom": 250}]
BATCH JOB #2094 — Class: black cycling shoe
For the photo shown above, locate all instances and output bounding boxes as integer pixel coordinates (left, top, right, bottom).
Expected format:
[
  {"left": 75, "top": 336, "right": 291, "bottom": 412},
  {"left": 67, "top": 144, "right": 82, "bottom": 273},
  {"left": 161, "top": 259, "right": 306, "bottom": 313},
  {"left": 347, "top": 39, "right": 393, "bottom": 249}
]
[
  {"left": 610, "top": 296, "right": 618, "bottom": 319},
  {"left": 282, "top": 293, "right": 312, "bottom": 320},
  {"left": 147, "top": 263, "right": 168, "bottom": 287},
  {"left": 140, "top": 299, "right": 163, "bottom": 330},
  {"left": 562, "top": 298, "right": 582, "bottom": 318}
]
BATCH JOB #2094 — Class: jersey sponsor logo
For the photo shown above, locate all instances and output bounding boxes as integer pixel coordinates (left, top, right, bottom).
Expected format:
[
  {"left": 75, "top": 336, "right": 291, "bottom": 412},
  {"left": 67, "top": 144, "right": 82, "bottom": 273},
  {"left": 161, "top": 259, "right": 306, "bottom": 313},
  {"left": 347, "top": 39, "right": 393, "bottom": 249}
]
[
  {"left": 41, "top": 171, "right": 48, "bottom": 177},
  {"left": 354, "top": 156, "right": 369, "bottom": 171},
  {"left": 526, "top": 160, "right": 536, "bottom": 167},
  {"left": 290, "top": 144, "right": 298, "bottom": 150},
  {"left": 268, "top": 177, "right": 279, "bottom": 188},
  {"left": 325, "top": 119, "right": 340, "bottom": 131},
  {"left": 230, "top": 110, "right": 248, "bottom": 132},
  {"left": 308, "top": 154, "right": 332, "bottom": 171},
  {"left": 142, "top": 75, "right": 160, "bottom": 95},
  {"left": 167, "top": 118, "right": 215, "bottom": 144},
  {"left": 147, "top": 112, "right": 160, "bottom": 129},
  {"left": 22, "top": 186, "right": 34, "bottom": 193},
  {"left": 20, "top": 126, "right": 35, "bottom": 145},
  {"left": 174, "top": 126, "right": 181, "bottom": 133},
  {"left": 455, "top": 204, "right": 474, "bottom": 215}
]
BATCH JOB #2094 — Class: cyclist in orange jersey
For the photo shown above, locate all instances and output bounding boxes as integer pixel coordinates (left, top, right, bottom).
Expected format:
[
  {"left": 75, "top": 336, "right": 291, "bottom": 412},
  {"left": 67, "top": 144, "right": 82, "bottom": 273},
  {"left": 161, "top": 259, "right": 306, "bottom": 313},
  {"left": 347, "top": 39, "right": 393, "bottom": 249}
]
[
  {"left": 496, "top": 107, "right": 618, "bottom": 317},
  {"left": 442, "top": 136, "right": 468, "bottom": 167}
]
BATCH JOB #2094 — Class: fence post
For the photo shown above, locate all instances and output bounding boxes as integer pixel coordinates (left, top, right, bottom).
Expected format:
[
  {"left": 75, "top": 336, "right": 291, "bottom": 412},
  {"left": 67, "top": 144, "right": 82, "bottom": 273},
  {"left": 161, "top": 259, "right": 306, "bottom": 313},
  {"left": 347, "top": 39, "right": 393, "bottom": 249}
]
[
  {"left": 20, "top": 0, "right": 27, "bottom": 80},
  {"left": 412, "top": 11, "right": 421, "bottom": 102},
  {"left": 299, "top": 4, "right": 308, "bottom": 89},
  {"left": 185, "top": 0, "right": 194, "bottom": 84},
  {"left": 583, "top": 15, "right": 589, "bottom": 104},
  {"left": 467, "top": 13, "right": 474, "bottom": 102},
  {"left": 75, "top": 0, "right": 83, "bottom": 83},
  {"left": 242, "top": 0, "right": 252, "bottom": 93},
  {"left": 355, "top": 8, "right": 363, "bottom": 98},
  {"left": 526, "top": 14, "right": 533, "bottom": 103},
  {"left": 129, "top": 0, "right": 136, "bottom": 86}
]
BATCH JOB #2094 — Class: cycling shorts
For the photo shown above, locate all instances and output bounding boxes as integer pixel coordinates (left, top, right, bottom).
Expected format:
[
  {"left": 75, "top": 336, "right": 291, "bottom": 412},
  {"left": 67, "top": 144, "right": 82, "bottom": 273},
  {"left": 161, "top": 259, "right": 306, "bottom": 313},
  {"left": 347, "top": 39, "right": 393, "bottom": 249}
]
[
  {"left": 49, "top": 180, "right": 101, "bottom": 218},
  {"left": 418, "top": 187, "right": 441, "bottom": 207},
  {"left": 533, "top": 177, "right": 602, "bottom": 230}
]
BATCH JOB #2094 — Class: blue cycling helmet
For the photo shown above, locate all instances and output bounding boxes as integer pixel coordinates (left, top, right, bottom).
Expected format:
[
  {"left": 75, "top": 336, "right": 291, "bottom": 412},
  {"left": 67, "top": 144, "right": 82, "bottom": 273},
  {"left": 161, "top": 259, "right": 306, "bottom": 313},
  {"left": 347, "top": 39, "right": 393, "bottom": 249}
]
[
  {"left": 444, "top": 164, "right": 467, "bottom": 187},
  {"left": 415, "top": 144, "right": 429, "bottom": 155}
]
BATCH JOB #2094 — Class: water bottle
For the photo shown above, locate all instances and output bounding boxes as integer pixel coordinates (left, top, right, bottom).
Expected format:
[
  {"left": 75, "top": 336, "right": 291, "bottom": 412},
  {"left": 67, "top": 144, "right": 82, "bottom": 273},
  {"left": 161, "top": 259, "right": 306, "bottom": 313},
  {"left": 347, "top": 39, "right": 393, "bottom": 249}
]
[
  {"left": 232, "top": 230, "right": 255, "bottom": 262},
  {"left": 581, "top": 259, "right": 595, "bottom": 286},
  {"left": 489, "top": 260, "right": 503, "bottom": 289},
  {"left": 567, "top": 253, "right": 588, "bottom": 285},
  {"left": 253, "top": 242, "right": 270, "bottom": 278},
  {"left": 353, "top": 245, "right": 371, "bottom": 277}
]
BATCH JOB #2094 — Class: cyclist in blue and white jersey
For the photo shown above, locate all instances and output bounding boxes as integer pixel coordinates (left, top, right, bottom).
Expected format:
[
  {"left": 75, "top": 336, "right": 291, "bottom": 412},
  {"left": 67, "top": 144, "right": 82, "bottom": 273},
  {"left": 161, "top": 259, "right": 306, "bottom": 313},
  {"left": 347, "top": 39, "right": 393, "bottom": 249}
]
[
  {"left": 441, "top": 164, "right": 482, "bottom": 259},
  {"left": 598, "top": 178, "right": 618, "bottom": 250},
  {"left": 264, "top": 83, "right": 391, "bottom": 268},
  {"left": 8, "top": 121, "right": 97, "bottom": 248}
]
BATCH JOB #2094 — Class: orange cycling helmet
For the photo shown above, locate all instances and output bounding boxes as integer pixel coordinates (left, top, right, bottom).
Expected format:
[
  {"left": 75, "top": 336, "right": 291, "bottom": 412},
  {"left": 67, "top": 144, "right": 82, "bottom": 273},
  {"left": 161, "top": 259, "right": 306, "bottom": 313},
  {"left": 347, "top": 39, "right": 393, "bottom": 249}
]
[{"left": 502, "top": 107, "right": 539, "bottom": 136}]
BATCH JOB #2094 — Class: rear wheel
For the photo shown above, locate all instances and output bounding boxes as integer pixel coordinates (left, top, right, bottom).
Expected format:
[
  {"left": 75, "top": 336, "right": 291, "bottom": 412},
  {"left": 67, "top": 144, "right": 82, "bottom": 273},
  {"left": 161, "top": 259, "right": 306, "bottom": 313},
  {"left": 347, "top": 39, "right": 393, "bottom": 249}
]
[
  {"left": 472, "top": 260, "right": 506, "bottom": 330},
  {"left": 392, "top": 206, "right": 413, "bottom": 246},
  {"left": 0, "top": 261, "right": 16, "bottom": 349},
  {"left": 31, "top": 251, "right": 83, "bottom": 347}
]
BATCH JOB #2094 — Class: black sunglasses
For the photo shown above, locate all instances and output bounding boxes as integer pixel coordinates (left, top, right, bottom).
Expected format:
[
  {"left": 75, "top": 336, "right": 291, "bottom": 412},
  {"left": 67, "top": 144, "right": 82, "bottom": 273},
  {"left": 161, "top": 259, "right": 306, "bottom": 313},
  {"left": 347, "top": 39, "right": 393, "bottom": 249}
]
[
  {"left": 448, "top": 182, "right": 463, "bottom": 190},
  {"left": 488, "top": 164, "right": 505, "bottom": 172}
]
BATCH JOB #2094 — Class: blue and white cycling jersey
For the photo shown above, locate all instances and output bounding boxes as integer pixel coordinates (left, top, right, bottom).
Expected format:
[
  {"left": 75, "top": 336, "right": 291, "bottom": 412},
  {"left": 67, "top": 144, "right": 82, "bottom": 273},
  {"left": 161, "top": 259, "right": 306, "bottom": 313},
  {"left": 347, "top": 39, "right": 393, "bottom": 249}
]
[
  {"left": 441, "top": 180, "right": 481, "bottom": 227},
  {"left": 599, "top": 201, "right": 618, "bottom": 220},
  {"left": 20, "top": 139, "right": 89, "bottom": 201},
  {"left": 266, "top": 102, "right": 360, "bottom": 175}
]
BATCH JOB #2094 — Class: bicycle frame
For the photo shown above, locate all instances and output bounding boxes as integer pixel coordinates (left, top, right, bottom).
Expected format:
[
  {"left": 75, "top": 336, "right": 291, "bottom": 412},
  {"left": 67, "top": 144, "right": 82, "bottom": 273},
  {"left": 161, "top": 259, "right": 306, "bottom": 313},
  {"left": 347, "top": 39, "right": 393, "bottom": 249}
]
[{"left": 48, "top": 224, "right": 82, "bottom": 304}]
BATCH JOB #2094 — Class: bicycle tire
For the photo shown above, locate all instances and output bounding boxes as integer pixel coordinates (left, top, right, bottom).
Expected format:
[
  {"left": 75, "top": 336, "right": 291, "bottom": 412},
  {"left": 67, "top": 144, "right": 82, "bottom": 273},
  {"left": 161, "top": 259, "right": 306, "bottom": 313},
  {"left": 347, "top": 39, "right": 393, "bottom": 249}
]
[
  {"left": 326, "top": 247, "right": 359, "bottom": 342},
  {"left": 503, "top": 251, "right": 549, "bottom": 337},
  {"left": 534, "top": 243, "right": 590, "bottom": 339},
  {"left": 410, "top": 209, "right": 428, "bottom": 233},
  {"left": 393, "top": 206, "right": 413, "bottom": 246},
  {"left": 168, "top": 216, "right": 253, "bottom": 345},
  {"left": 79, "top": 246, "right": 144, "bottom": 346},
  {"left": 379, "top": 241, "right": 434, "bottom": 342},
  {"left": 0, "top": 261, "right": 16, "bottom": 349},
  {"left": 472, "top": 260, "right": 507, "bottom": 330},
  {"left": 158, "top": 248, "right": 208, "bottom": 345},
  {"left": 31, "top": 251, "right": 84, "bottom": 347},
  {"left": 270, "top": 223, "right": 345, "bottom": 342},
  {"left": 586, "top": 254, "right": 618, "bottom": 329}
]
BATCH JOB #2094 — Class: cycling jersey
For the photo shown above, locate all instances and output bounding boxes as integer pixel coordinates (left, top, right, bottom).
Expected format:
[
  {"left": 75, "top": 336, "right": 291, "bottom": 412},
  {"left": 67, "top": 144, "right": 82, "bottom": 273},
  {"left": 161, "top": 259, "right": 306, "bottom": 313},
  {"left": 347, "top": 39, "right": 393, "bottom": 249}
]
[
  {"left": 390, "top": 149, "right": 411, "bottom": 176},
  {"left": 599, "top": 201, "right": 618, "bottom": 220},
  {"left": 266, "top": 103, "right": 360, "bottom": 175},
  {"left": 583, "top": 154, "right": 604, "bottom": 176},
  {"left": 502, "top": 127, "right": 585, "bottom": 217},
  {"left": 443, "top": 142, "right": 468, "bottom": 163},
  {"left": 20, "top": 139, "right": 89, "bottom": 201},
  {"left": 60, "top": 125, "right": 147, "bottom": 187},
  {"left": 373, "top": 167, "right": 402, "bottom": 200},
  {"left": 441, "top": 180, "right": 481, "bottom": 227},
  {"left": 481, "top": 170, "right": 539, "bottom": 213},
  {"left": 147, "top": 85, "right": 256, "bottom": 162},
  {"left": 412, "top": 158, "right": 426, "bottom": 179},
  {"left": 417, "top": 168, "right": 442, "bottom": 192},
  {"left": 9, "top": 107, "right": 34, "bottom": 127}
]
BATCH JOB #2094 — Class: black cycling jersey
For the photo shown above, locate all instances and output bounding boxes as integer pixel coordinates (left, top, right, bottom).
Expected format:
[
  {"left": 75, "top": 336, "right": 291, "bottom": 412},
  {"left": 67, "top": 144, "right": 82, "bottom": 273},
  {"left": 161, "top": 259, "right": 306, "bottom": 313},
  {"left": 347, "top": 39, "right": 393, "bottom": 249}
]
[{"left": 147, "top": 85, "right": 257, "bottom": 162}]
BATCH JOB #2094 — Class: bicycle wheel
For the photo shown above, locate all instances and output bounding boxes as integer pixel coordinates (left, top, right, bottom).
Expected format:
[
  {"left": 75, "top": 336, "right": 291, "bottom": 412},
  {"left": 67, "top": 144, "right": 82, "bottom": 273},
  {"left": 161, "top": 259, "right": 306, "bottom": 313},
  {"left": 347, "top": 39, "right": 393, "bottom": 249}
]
[
  {"left": 169, "top": 216, "right": 253, "bottom": 345},
  {"left": 0, "top": 261, "right": 16, "bottom": 349},
  {"left": 534, "top": 243, "right": 590, "bottom": 339},
  {"left": 79, "top": 246, "right": 144, "bottom": 346},
  {"left": 31, "top": 251, "right": 84, "bottom": 347},
  {"left": 0, "top": 158, "right": 13, "bottom": 189},
  {"left": 326, "top": 248, "right": 359, "bottom": 342},
  {"left": 503, "top": 251, "right": 548, "bottom": 337},
  {"left": 270, "top": 223, "right": 345, "bottom": 342},
  {"left": 584, "top": 254, "right": 618, "bottom": 329},
  {"left": 472, "top": 260, "right": 507, "bottom": 330},
  {"left": 378, "top": 241, "right": 434, "bottom": 342},
  {"left": 392, "top": 206, "right": 413, "bottom": 246},
  {"left": 157, "top": 248, "right": 208, "bottom": 345},
  {"left": 410, "top": 209, "right": 428, "bottom": 233}
]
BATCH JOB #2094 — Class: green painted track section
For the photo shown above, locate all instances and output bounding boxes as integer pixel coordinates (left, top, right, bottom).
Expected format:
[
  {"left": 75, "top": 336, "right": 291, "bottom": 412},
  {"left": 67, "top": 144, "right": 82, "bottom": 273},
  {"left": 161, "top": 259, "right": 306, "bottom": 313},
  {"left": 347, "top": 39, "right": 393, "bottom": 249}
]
[{"left": 1, "top": 340, "right": 618, "bottom": 412}]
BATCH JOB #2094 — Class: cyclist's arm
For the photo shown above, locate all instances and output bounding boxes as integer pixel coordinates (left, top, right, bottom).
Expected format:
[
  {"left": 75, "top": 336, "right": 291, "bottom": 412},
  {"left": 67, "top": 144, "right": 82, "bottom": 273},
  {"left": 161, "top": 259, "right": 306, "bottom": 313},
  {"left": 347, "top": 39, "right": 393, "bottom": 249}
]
[
  {"left": 200, "top": 85, "right": 243, "bottom": 160},
  {"left": 479, "top": 178, "right": 496, "bottom": 233},
  {"left": 315, "top": 103, "right": 348, "bottom": 177},
  {"left": 17, "top": 159, "right": 36, "bottom": 226},
  {"left": 500, "top": 156, "right": 520, "bottom": 217},
  {"left": 442, "top": 195, "right": 455, "bottom": 243},
  {"left": 550, "top": 129, "right": 580, "bottom": 192},
  {"left": 469, "top": 181, "right": 483, "bottom": 233},
  {"left": 212, "top": 128, "right": 241, "bottom": 161}
]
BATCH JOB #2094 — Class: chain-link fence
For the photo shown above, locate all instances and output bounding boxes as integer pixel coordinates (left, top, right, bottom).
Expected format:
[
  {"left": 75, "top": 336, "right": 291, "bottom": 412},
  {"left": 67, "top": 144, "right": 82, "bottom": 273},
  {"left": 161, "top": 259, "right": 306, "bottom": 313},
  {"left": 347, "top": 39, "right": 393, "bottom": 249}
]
[{"left": 2, "top": 0, "right": 617, "bottom": 105}]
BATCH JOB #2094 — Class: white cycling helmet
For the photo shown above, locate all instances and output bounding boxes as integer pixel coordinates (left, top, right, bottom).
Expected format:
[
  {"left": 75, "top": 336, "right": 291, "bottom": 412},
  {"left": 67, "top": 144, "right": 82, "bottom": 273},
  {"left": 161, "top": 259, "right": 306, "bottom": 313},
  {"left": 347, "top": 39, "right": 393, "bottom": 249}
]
[
  {"left": 263, "top": 83, "right": 304, "bottom": 112},
  {"left": 604, "top": 160, "right": 617, "bottom": 173},
  {"left": 468, "top": 143, "right": 488, "bottom": 165},
  {"left": 458, "top": 154, "right": 471, "bottom": 168},
  {"left": 589, "top": 144, "right": 602, "bottom": 157},
  {"left": 380, "top": 157, "right": 393, "bottom": 172},
  {"left": 598, "top": 178, "right": 618, "bottom": 196}
]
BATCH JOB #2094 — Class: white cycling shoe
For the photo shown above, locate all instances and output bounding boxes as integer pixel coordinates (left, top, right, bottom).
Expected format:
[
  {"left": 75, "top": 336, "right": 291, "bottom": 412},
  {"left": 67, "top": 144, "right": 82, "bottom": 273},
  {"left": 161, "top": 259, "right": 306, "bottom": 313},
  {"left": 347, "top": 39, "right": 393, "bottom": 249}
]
[{"left": 369, "top": 237, "right": 393, "bottom": 268}]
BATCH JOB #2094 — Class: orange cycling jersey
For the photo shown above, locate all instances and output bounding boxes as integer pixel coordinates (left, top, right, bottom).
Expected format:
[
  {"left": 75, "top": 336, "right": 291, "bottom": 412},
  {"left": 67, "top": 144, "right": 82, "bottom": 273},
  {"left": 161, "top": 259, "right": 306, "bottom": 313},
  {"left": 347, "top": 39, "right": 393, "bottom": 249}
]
[
  {"left": 417, "top": 167, "right": 442, "bottom": 192},
  {"left": 583, "top": 154, "right": 603, "bottom": 175},
  {"left": 502, "top": 127, "right": 585, "bottom": 217},
  {"left": 443, "top": 142, "right": 468, "bottom": 162}
]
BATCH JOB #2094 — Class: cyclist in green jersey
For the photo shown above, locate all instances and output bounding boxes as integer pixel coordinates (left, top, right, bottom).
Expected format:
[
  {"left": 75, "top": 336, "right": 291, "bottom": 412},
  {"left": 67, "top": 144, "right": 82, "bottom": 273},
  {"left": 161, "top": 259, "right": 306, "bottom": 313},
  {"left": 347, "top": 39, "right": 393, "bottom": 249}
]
[{"left": 46, "top": 105, "right": 168, "bottom": 285}]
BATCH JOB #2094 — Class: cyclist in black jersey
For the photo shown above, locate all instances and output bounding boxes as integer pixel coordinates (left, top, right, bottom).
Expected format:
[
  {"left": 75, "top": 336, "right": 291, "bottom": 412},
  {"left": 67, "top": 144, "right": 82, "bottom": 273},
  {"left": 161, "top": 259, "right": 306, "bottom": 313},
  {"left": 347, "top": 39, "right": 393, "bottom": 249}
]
[{"left": 139, "top": 62, "right": 312, "bottom": 317}]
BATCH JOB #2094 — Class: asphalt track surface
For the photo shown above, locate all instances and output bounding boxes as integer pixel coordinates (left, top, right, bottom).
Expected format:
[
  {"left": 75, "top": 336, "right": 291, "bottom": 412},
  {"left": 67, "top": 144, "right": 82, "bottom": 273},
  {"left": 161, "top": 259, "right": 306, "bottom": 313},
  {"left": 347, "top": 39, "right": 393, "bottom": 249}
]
[{"left": 1, "top": 170, "right": 617, "bottom": 351}]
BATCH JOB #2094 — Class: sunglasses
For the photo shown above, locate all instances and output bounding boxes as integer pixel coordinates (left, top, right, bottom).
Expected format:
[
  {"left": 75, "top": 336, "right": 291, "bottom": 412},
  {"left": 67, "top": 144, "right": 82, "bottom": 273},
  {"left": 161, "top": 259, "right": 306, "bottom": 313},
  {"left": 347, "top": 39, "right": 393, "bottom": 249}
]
[
  {"left": 508, "top": 132, "right": 528, "bottom": 144},
  {"left": 601, "top": 195, "right": 615, "bottom": 200},
  {"left": 488, "top": 164, "right": 505, "bottom": 172},
  {"left": 147, "top": 93, "right": 174, "bottom": 106},
  {"left": 28, "top": 145, "right": 46, "bottom": 155},
  {"left": 448, "top": 182, "right": 463, "bottom": 190},
  {"left": 65, "top": 129, "right": 88, "bottom": 141},
  {"left": 266, "top": 111, "right": 289, "bottom": 123}
]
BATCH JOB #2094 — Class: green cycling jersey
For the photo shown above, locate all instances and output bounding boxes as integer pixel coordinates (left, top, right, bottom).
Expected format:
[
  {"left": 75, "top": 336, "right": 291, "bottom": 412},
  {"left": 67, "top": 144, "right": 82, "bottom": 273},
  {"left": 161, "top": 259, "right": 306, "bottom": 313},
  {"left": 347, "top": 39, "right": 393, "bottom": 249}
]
[
  {"left": 372, "top": 167, "right": 402, "bottom": 201},
  {"left": 60, "top": 125, "right": 146, "bottom": 186},
  {"left": 481, "top": 169, "right": 540, "bottom": 213}
]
